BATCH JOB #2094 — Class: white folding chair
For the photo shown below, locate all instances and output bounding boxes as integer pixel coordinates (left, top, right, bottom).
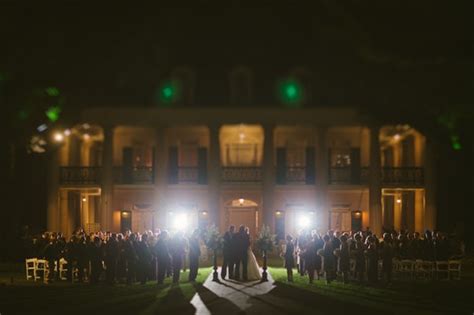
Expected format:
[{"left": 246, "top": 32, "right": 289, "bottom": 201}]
[
  {"left": 25, "top": 258, "right": 37, "bottom": 281},
  {"left": 59, "top": 258, "right": 68, "bottom": 280},
  {"left": 435, "top": 261, "right": 449, "bottom": 280},
  {"left": 448, "top": 260, "right": 461, "bottom": 280},
  {"left": 415, "top": 260, "right": 434, "bottom": 280},
  {"left": 35, "top": 259, "right": 48, "bottom": 282},
  {"left": 399, "top": 260, "right": 415, "bottom": 279}
]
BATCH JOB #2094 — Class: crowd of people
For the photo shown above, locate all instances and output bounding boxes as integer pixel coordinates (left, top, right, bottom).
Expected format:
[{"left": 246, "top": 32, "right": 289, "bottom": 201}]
[
  {"left": 24, "top": 227, "right": 465, "bottom": 286},
  {"left": 25, "top": 228, "right": 202, "bottom": 285},
  {"left": 284, "top": 229, "right": 465, "bottom": 285}
]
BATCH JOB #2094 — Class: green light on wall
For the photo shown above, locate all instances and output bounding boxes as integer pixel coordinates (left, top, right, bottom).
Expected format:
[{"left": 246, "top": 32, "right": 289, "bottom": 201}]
[
  {"left": 451, "top": 135, "right": 462, "bottom": 150},
  {"left": 45, "top": 87, "right": 60, "bottom": 97},
  {"left": 45, "top": 106, "right": 61, "bottom": 122},
  {"left": 156, "top": 80, "right": 180, "bottom": 105},
  {"left": 278, "top": 79, "right": 303, "bottom": 107}
]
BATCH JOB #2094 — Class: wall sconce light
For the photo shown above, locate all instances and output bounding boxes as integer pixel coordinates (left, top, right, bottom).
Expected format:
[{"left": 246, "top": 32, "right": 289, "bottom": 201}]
[
  {"left": 239, "top": 198, "right": 244, "bottom": 206},
  {"left": 201, "top": 211, "right": 208, "bottom": 216},
  {"left": 82, "top": 197, "right": 87, "bottom": 202},
  {"left": 396, "top": 198, "right": 402, "bottom": 204}
]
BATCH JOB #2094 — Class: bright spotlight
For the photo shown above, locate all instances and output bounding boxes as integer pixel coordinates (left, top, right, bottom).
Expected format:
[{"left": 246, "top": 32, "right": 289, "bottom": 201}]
[
  {"left": 172, "top": 213, "right": 189, "bottom": 231},
  {"left": 53, "top": 132, "right": 64, "bottom": 142},
  {"left": 297, "top": 214, "right": 311, "bottom": 229}
]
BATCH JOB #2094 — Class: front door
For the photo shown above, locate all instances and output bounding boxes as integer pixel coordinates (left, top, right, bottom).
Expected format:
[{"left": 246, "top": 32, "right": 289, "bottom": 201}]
[{"left": 227, "top": 207, "right": 257, "bottom": 236}]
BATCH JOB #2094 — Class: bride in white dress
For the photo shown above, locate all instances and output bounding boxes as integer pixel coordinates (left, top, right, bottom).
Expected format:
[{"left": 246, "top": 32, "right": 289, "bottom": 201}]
[{"left": 244, "top": 227, "right": 261, "bottom": 281}]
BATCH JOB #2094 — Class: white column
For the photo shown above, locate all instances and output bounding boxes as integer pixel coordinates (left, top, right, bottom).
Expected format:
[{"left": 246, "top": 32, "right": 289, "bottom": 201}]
[
  {"left": 47, "top": 148, "right": 60, "bottom": 232},
  {"left": 262, "top": 124, "right": 275, "bottom": 229},
  {"left": 154, "top": 126, "right": 168, "bottom": 229},
  {"left": 100, "top": 125, "right": 114, "bottom": 231},
  {"left": 369, "top": 125, "right": 383, "bottom": 236},
  {"left": 424, "top": 138, "right": 437, "bottom": 230},
  {"left": 316, "top": 127, "right": 329, "bottom": 232},
  {"left": 208, "top": 124, "right": 221, "bottom": 229}
]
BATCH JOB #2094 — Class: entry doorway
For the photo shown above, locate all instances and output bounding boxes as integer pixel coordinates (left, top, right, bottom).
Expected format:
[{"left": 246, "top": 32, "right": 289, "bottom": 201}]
[{"left": 225, "top": 199, "right": 259, "bottom": 236}]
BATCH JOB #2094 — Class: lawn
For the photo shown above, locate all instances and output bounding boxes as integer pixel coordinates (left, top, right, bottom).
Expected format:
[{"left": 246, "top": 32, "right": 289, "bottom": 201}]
[
  {"left": 269, "top": 263, "right": 474, "bottom": 315},
  {"left": 0, "top": 265, "right": 212, "bottom": 315}
]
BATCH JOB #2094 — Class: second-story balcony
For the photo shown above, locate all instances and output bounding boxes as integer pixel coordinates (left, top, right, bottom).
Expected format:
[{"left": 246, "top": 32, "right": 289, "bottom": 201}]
[
  {"left": 329, "top": 166, "right": 424, "bottom": 186},
  {"left": 276, "top": 166, "right": 315, "bottom": 185},
  {"left": 221, "top": 167, "right": 262, "bottom": 183},
  {"left": 60, "top": 167, "right": 102, "bottom": 185},
  {"left": 114, "top": 166, "right": 154, "bottom": 185}
]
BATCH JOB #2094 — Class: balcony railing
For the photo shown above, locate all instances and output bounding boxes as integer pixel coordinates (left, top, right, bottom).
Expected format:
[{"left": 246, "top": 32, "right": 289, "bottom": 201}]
[
  {"left": 178, "top": 167, "right": 199, "bottom": 183},
  {"left": 286, "top": 167, "right": 306, "bottom": 183},
  {"left": 221, "top": 167, "right": 262, "bottom": 182},
  {"left": 329, "top": 166, "right": 423, "bottom": 186},
  {"left": 114, "top": 166, "right": 154, "bottom": 184},
  {"left": 59, "top": 167, "right": 102, "bottom": 185},
  {"left": 382, "top": 167, "right": 424, "bottom": 186}
]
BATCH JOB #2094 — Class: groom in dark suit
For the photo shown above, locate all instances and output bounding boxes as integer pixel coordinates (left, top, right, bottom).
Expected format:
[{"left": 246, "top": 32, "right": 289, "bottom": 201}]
[
  {"left": 234, "top": 225, "right": 250, "bottom": 281},
  {"left": 221, "top": 225, "right": 235, "bottom": 280}
]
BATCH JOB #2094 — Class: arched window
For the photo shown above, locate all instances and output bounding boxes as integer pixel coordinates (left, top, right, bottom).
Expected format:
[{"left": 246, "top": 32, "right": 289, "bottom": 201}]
[
  {"left": 171, "top": 66, "right": 196, "bottom": 106},
  {"left": 229, "top": 66, "right": 253, "bottom": 106},
  {"left": 289, "top": 67, "right": 313, "bottom": 106}
]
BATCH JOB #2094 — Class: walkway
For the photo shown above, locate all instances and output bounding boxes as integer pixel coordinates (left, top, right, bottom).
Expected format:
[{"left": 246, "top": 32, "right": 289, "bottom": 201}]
[{"left": 190, "top": 268, "right": 385, "bottom": 315}]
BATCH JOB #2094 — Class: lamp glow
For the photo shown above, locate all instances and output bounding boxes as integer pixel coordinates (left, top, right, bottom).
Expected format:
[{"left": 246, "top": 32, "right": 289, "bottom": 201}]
[
  {"left": 239, "top": 198, "right": 244, "bottom": 205},
  {"left": 53, "top": 132, "right": 64, "bottom": 142},
  {"left": 172, "top": 213, "right": 189, "bottom": 231},
  {"left": 64, "top": 129, "right": 71, "bottom": 136},
  {"left": 396, "top": 198, "right": 402, "bottom": 204},
  {"left": 297, "top": 214, "right": 311, "bottom": 229}
]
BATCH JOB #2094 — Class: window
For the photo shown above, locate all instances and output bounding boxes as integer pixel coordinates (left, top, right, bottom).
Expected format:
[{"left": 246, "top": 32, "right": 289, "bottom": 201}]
[{"left": 229, "top": 67, "right": 253, "bottom": 105}]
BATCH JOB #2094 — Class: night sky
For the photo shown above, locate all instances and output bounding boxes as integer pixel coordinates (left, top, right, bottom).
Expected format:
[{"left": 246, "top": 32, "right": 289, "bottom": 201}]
[{"left": 0, "top": 1, "right": 472, "bottom": 255}]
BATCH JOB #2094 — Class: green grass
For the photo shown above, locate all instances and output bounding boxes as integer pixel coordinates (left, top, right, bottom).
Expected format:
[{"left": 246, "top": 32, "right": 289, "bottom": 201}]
[
  {"left": 269, "top": 266, "right": 474, "bottom": 315},
  {"left": 0, "top": 267, "right": 212, "bottom": 315}
]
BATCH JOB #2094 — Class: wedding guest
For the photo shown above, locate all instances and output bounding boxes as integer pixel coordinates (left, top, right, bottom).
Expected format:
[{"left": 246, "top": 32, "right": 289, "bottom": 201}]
[
  {"left": 314, "top": 232, "right": 324, "bottom": 280},
  {"left": 379, "top": 233, "right": 394, "bottom": 285},
  {"left": 338, "top": 234, "right": 350, "bottom": 284},
  {"left": 89, "top": 236, "right": 103, "bottom": 284},
  {"left": 284, "top": 235, "right": 295, "bottom": 282},
  {"left": 155, "top": 230, "right": 170, "bottom": 285},
  {"left": 350, "top": 233, "right": 366, "bottom": 283},
  {"left": 104, "top": 233, "right": 119, "bottom": 284},
  {"left": 365, "top": 235, "right": 378, "bottom": 283},
  {"left": 321, "top": 234, "right": 336, "bottom": 284},
  {"left": 188, "top": 229, "right": 201, "bottom": 282},
  {"left": 169, "top": 231, "right": 187, "bottom": 284},
  {"left": 137, "top": 233, "right": 153, "bottom": 285},
  {"left": 304, "top": 231, "right": 318, "bottom": 284}
]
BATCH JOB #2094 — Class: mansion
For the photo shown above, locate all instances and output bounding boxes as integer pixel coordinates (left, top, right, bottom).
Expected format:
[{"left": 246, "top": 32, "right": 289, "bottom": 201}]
[{"left": 46, "top": 107, "right": 436, "bottom": 238}]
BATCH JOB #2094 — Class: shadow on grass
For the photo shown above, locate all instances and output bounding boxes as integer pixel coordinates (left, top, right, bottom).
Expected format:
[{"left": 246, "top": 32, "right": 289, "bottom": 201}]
[
  {"left": 246, "top": 281, "right": 393, "bottom": 315},
  {"left": 192, "top": 282, "right": 244, "bottom": 314}
]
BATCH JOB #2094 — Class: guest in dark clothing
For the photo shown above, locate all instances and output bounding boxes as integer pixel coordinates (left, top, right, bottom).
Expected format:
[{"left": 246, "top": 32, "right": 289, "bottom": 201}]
[
  {"left": 155, "top": 231, "right": 170, "bottom": 285},
  {"left": 76, "top": 236, "right": 88, "bottom": 282},
  {"left": 43, "top": 236, "right": 58, "bottom": 282},
  {"left": 304, "top": 232, "right": 318, "bottom": 284},
  {"left": 188, "top": 229, "right": 201, "bottom": 282},
  {"left": 104, "top": 234, "right": 119, "bottom": 284},
  {"left": 365, "top": 236, "right": 378, "bottom": 283},
  {"left": 422, "top": 230, "right": 435, "bottom": 261},
  {"left": 296, "top": 230, "right": 309, "bottom": 276},
  {"left": 124, "top": 234, "right": 138, "bottom": 285},
  {"left": 314, "top": 233, "right": 324, "bottom": 280},
  {"left": 338, "top": 234, "right": 351, "bottom": 284},
  {"left": 351, "top": 233, "right": 366, "bottom": 282},
  {"left": 137, "top": 234, "right": 153, "bottom": 284},
  {"left": 221, "top": 225, "right": 235, "bottom": 280},
  {"left": 169, "top": 231, "right": 187, "bottom": 284},
  {"left": 434, "top": 232, "right": 449, "bottom": 261},
  {"left": 379, "top": 233, "right": 394, "bottom": 284},
  {"left": 89, "top": 237, "right": 103, "bottom": 284},
  {"left": 116, "top": 234, "right": 127, "bottom": 283},
  {"left": 284, "top": 235, "right": 295, "bottom": 282},
  {"left": 234, "top": 225, "right": 250, "bottom": 281},
  {"left": 320, "top": 234, "right": 336, "bottom": 284}
]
